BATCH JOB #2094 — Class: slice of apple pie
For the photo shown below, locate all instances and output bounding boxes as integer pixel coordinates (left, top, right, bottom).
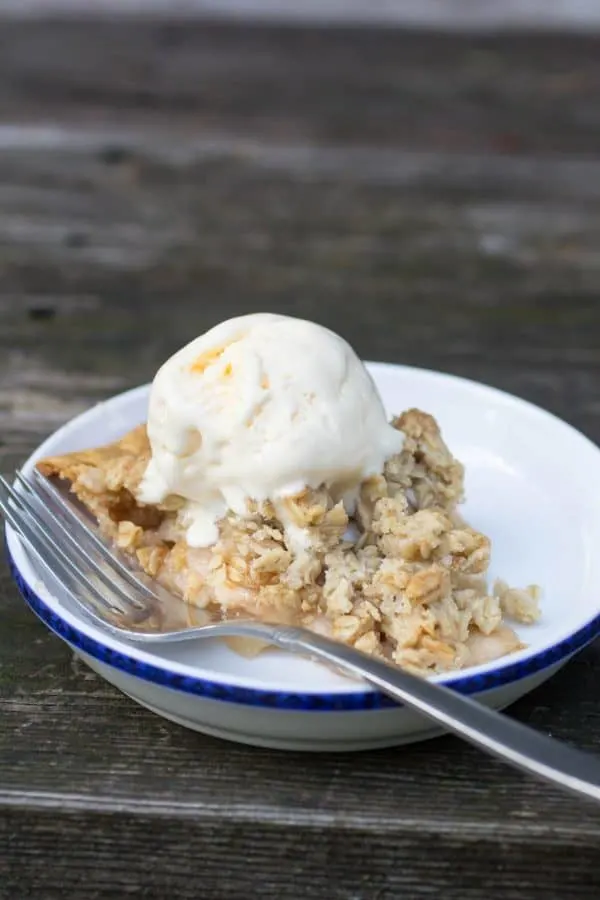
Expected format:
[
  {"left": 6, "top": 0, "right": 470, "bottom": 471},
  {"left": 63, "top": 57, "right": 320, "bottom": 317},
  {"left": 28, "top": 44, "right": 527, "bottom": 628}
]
[{"left": 37, "top": 409, "right": 540, "bottom": 674}]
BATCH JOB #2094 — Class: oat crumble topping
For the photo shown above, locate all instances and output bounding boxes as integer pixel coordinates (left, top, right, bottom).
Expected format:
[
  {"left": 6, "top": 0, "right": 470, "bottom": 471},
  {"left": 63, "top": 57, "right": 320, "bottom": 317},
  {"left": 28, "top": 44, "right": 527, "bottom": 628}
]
[{"left": 37, "top": 409, "right": 540, "bottom": 674}]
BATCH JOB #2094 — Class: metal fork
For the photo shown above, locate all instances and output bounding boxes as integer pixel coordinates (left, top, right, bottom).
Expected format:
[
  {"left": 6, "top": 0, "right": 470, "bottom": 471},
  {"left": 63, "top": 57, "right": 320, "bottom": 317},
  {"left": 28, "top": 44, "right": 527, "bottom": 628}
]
[{"left": 3, "top": 471, "right": 600, "bottom": 804}]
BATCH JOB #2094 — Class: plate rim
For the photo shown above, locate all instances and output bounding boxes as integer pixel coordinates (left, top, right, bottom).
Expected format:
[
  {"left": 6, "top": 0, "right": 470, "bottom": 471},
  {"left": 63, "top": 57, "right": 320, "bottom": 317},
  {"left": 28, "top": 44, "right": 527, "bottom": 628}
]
[
  {"left": 7, "top": 362, "right": 600, "bottom": 712},
  {"left": 7, "top": 544, "right": 594, "bottom": 710}
]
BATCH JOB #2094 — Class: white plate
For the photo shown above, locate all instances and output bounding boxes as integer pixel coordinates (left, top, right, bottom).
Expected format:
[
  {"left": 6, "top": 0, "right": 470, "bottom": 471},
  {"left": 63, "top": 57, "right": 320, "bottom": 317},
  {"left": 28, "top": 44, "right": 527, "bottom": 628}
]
[{"left": 7, "top": 364, "right": 600, "bottom": 751}]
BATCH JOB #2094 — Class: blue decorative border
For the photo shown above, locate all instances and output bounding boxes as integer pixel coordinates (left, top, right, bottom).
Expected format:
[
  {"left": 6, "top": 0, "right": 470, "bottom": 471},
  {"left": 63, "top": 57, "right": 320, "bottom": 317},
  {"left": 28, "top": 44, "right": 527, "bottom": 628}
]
[{"left": 8, "top": 546, "right": 600, "bottom": 711}]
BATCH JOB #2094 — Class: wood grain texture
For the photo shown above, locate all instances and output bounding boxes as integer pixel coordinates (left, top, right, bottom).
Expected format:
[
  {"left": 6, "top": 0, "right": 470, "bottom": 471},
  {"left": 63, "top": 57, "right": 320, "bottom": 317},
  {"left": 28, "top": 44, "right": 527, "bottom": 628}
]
[
  {"left": 4, "top": 808, "right": 600, "bottom": 900},
  {"left": 2, "top": 17, "right": 600, "bottom": 900},
  {"left": 2, "top": 21, "right": 600, "bottom": 154}
]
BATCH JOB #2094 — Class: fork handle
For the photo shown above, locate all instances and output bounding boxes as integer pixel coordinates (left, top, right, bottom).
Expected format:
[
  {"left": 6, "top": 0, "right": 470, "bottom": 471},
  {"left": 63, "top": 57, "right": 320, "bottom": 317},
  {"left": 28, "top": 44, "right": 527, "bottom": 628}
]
[{"left": 274, "top": 626, "right": 600, "bottom": 803}]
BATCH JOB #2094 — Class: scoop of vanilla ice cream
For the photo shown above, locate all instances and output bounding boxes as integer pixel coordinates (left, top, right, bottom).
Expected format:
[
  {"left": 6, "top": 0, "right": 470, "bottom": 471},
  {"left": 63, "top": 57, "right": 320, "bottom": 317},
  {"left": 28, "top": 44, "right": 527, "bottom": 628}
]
[{"left": 138, "top": 313, "right": 404, "bottom": 546}]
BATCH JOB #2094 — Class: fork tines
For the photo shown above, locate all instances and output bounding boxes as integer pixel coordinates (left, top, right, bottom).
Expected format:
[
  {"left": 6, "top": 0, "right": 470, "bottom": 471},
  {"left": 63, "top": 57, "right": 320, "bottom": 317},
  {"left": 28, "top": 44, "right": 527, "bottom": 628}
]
[{"left": 0, "top": 470, "right": 173, "bottom": 626}]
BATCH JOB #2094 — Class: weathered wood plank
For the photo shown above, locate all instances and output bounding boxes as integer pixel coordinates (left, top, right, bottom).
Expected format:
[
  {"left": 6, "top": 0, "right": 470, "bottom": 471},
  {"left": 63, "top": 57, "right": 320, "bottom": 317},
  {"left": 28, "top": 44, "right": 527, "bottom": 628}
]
[
  {"left": 1, "top": 21, "right": 600, "bottom": 155},
  {"left": 3, "top": 807, "right": 600, "bottom": 900},
  {"left": 2, "top": 130, "right": 600, "bottom": 446}
]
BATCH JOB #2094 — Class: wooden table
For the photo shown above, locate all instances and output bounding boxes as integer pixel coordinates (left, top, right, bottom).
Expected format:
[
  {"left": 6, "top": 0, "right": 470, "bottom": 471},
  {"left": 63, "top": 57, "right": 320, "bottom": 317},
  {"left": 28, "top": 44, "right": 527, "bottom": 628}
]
[{"left": 2, "top": 17, "right": 600, "bottom": 899}]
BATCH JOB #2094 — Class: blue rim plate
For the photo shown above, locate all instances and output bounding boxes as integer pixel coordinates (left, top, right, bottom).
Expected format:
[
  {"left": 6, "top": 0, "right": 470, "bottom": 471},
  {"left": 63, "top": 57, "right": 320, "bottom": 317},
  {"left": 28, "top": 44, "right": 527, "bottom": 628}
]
[
  {"left": 7, "top": 545, "right": 599, "bottom": 710},
  {"left": 6, "top": 364, "right": 600, "bottom": 712}
]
